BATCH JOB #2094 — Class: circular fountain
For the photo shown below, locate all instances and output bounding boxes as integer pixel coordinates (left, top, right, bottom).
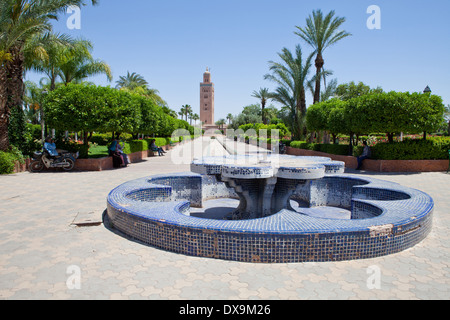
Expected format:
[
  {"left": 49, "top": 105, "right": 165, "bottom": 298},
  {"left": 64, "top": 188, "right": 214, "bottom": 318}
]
[
  {"left": 106, "top": 154, "right": 434, "bottom": 263},
  {"left": 191, "top": 155, "right": 344, "bottom": 220}
]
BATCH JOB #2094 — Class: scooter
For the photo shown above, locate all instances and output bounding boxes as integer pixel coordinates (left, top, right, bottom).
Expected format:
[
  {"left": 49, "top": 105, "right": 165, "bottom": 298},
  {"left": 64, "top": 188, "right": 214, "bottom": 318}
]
[{"left": 29, "top": 150, "right": 79, "bottom": 172}]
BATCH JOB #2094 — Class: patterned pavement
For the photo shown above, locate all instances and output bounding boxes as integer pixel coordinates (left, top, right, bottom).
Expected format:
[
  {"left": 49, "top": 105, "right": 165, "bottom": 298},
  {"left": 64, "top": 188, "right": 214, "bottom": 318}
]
[{"left": 0, "top": 137, "right": 449, "bottom": 300}]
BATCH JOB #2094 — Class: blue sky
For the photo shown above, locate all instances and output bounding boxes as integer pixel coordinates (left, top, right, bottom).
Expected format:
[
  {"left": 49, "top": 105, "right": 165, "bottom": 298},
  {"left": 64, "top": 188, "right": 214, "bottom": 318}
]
[{"left": 26, "top": 0, "right": 450, "bottom": 121}]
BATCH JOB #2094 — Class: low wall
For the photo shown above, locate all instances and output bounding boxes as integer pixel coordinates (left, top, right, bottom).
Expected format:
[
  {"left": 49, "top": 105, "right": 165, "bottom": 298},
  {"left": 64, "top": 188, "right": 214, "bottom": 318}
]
[
  {"left": 75, "top": 156, "right": 114, "bottom": 171},
  {"left": 286, "top": 147, "right": 449, "bottom": 173},
  {"left": 362, "top": 159, "right": 449, "bottom": 173},
  {"left": 75, "top": 143, "right": 176, "bottom": 171},
  {"left": 13, "top": 158, "right": 32, "bottom": 174}
]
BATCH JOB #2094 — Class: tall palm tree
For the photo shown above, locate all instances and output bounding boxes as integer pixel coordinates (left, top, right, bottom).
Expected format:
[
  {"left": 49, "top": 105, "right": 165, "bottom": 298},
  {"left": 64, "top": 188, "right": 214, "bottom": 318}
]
[
  {"left": 264, "top": 45, "right": 313, "bottom": 139},
  {"left": 251, "top": 88, "right": 271, "bottom": 125},
  {"left": 226, "top": 113, "right": 233, "bottom": 125},
  {"left": 179, "top": 105, "right": 191, "bottom": 122},
  {"left": 295, "top": 9, "right": 351, "bottom": 104},
  {"left": 184, "top": 105, "right": 192, "bottom": 123},
  {"left": 0, "top": 0, "right": 98, "bottom": 151},
  {"left": 215, "top": 119, "right": 226, "bottom": 131},
  {"left": 192, "top": 113, "right": 200, "bottom": 126},
  {"left": 115, "top": 71, "right": 148, "bottom": 90}
]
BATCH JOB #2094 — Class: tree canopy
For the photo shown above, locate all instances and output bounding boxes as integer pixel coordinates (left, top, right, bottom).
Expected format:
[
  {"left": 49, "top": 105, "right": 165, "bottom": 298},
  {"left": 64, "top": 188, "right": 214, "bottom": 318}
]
[
  {"left": 44, "top": 83, "right": 193, "bottom": 144},
  {"left": 306, "top": 91, "right": 446, "bottom": 143}
]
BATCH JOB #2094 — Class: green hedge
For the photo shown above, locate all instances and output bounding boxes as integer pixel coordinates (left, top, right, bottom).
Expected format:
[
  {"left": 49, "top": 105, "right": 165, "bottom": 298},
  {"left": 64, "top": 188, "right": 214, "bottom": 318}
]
[
  {"left": 289, "top": 137, "right": 450, "bottom": 160},
  {"left": 119, "top": 138, "right": 173, "bottom": 155},
  {"left": 127, "top": 140, "right": 149, "bottom": 154},
  {"left": 290, "top": 141, "right": 354, "bottom": 155},
  {"left": 371, "top": 137, "right": 450, "bottom": 160},
  {"left": 238, "top": 123, "right": 291, "bottom": 139}
]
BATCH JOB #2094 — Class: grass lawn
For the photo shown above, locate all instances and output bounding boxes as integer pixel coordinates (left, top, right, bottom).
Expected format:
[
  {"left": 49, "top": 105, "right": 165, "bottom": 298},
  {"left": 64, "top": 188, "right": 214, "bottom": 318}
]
[{"left": 88, "top": 145, "right": 109, "bottom": 158}]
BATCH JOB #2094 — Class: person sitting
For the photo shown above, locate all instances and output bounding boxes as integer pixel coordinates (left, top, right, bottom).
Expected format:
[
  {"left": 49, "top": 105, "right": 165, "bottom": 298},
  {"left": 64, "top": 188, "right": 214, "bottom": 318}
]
[
  {"left": 150, "top": 139, "right": 166, "bottom": 156},
  {"left": 43, "top": 137, "right": 69, "bottom": 162},
  {"left": 44, "top": 137, "right": 59, "bottom": 157},
  {"left": 117, "top": 141, "right": 129, "bottom": 167},
  {"left": 356, "top": 140, "right": 371, "bottom": 170},
  {"left": 108, "top": 139, "right": 118, "bottom": 156},
  {"left": 108, "top": 139, "right": 124, "bottom": 168}
]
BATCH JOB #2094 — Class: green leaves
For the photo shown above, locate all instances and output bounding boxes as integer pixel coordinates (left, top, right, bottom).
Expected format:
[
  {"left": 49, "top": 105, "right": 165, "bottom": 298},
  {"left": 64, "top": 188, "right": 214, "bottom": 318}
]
[
  {"left": 294, "top": 10, "right": 351, "bottom": 53},
  {"left": 371, "top": 137, "right": 450, "bottom": 160},
  {"left": 306, "top": 91, "right": 446, "bottom": 139},
  {"left": 44, "top": 83, "right": 193, "bottom": 138}
]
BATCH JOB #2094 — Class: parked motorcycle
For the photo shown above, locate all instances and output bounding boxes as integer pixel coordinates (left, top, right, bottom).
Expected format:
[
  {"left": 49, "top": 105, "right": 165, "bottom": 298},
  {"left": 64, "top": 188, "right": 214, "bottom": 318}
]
[{"left": 29, "top": 150, "right": 79, "bottom": 172}]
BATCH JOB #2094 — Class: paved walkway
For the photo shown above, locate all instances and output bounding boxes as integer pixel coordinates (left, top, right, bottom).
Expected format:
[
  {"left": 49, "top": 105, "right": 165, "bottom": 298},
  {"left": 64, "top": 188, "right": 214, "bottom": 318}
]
[{"left": 0, "top": 137, "right": 449, "bottom": 300}]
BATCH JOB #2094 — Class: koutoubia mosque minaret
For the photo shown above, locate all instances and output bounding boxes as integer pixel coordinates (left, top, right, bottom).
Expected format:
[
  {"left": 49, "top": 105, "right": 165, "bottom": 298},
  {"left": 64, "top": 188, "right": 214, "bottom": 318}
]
[{"left": 200, "top": 67, "right": 215, "bottom": 127}]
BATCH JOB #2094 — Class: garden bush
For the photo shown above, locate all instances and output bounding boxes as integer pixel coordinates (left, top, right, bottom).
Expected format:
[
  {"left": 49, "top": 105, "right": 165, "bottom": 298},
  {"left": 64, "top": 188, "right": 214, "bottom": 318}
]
[
  {"left": 289, "top": 141, "right": 307, "bottom": 149},
  {"left": 0, "top": 151, "right": 16, "bottom": 175},
  {"left": 0, "top": 146, "right": 25, "bottom": 175},
  {"left": 238, "top": 123, "right": 291, "bottom": 139},
  {"left": 290, "top": 141, "right": 360, "bottom": 156},
  {"left": 319, "top": 144, "right": 353, "bottom": 156},
  {"left": 371, "top": 137, "right": 450, "bottom": 160},
  {"left": 128, "top": 139, "right": 149, "bottom": 154},
  {"left": 290, "top": 137, "right": 450, "bottom": 160},
  {"left": 90, "top": 133, "right": 111, "bottom": 146}
]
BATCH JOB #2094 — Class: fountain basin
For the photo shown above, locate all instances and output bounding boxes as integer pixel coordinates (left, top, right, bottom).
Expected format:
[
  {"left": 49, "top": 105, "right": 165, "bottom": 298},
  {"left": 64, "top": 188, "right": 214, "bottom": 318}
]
[{"left": 106, "top": 170, "right": 433, "bottom": 263}]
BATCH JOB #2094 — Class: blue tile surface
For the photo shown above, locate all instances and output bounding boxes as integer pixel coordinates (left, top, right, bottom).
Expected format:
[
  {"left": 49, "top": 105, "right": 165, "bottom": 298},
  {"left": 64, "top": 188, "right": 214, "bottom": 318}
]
[{"left": 107, "top": 167, "right": 434, "bottom": 263}]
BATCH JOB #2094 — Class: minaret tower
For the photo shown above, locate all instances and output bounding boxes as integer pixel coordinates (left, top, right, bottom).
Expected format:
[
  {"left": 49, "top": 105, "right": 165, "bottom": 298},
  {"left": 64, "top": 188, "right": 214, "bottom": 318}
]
[{"left": 200, "top": 67, "right": 215, "bottom": 127}]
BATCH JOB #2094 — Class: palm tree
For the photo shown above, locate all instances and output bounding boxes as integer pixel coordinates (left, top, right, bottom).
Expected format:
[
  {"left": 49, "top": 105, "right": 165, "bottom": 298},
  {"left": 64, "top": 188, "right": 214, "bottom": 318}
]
[
  {"left": 0, "top": 0, "right": 98, "bottom": 151},
  {"left": 178, "top": 104, "right": 192, "bottom": 123},
  {"left": 27, "top": 37, "right": 110, "bottom": 141},
  {"left": 264, "top": 45, "right": 313, "bottom": 140},
  {"left": 58, "top": 39, "right": 112, "bottom": 85},
  {"left": 185, "top": 105, "right": 192, "bottom": 123},
  {"left": 251, "top": 88, "right": 271, "bottom": 125},
  {"left": 215, "top": 119, "right": 226, "bottom": 131},
  {"left": 192, "top": 113, "right": 200, "bottom": 126},
  {"left": 294, "top": 9, "right": 351, "bottom": 104},
  {"left": 226, "top": 113, "right": 233, "bottom": 125},
  {"left": 115, "top": 71, "right": 148, "bottom": 90},
  {"left": 319, "top": 78, "right": 338, "bottom": 102},
  {"left": 25, "top": 32, "right": 76, "bottom": 91}
]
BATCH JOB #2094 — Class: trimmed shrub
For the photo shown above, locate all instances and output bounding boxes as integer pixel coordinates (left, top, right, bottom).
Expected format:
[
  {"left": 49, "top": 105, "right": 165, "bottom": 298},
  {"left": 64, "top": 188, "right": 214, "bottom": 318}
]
[
  {"left": 289, "top": 141, "right": 306, "bottom": 149},
  {"left": 128, "top": 140, "right": 149, "bottom": 154},
  {"left": 290, "top": 138, "right": 450, "bottom": 160},
  {"left": 371, "top": 137, "right": 450, "bottom": 160},
  {"left": 290, "top": 141, "right": 358, "bottom": 156},
  {"left": 319, "top": 144, "right": 353, "bottom": 156}
]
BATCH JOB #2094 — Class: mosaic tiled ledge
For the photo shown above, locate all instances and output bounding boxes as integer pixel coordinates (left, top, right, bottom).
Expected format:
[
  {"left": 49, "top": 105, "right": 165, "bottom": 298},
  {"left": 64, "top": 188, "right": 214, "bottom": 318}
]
[{"left": 106, "top": 170, "right": 434, "bottom": 263}]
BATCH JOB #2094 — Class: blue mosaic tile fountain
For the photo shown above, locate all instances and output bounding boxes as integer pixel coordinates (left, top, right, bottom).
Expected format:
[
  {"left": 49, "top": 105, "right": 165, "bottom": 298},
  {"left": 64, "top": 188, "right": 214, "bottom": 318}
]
[{"left": 106, "top": 154, "right": 434, "bottom": 263}]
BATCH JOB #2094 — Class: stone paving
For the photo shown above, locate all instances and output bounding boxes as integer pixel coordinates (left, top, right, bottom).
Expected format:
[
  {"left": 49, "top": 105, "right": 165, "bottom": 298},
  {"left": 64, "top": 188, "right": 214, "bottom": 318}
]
[{"left": 0, "top": 137, "right": 449, "bottom": 300}]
